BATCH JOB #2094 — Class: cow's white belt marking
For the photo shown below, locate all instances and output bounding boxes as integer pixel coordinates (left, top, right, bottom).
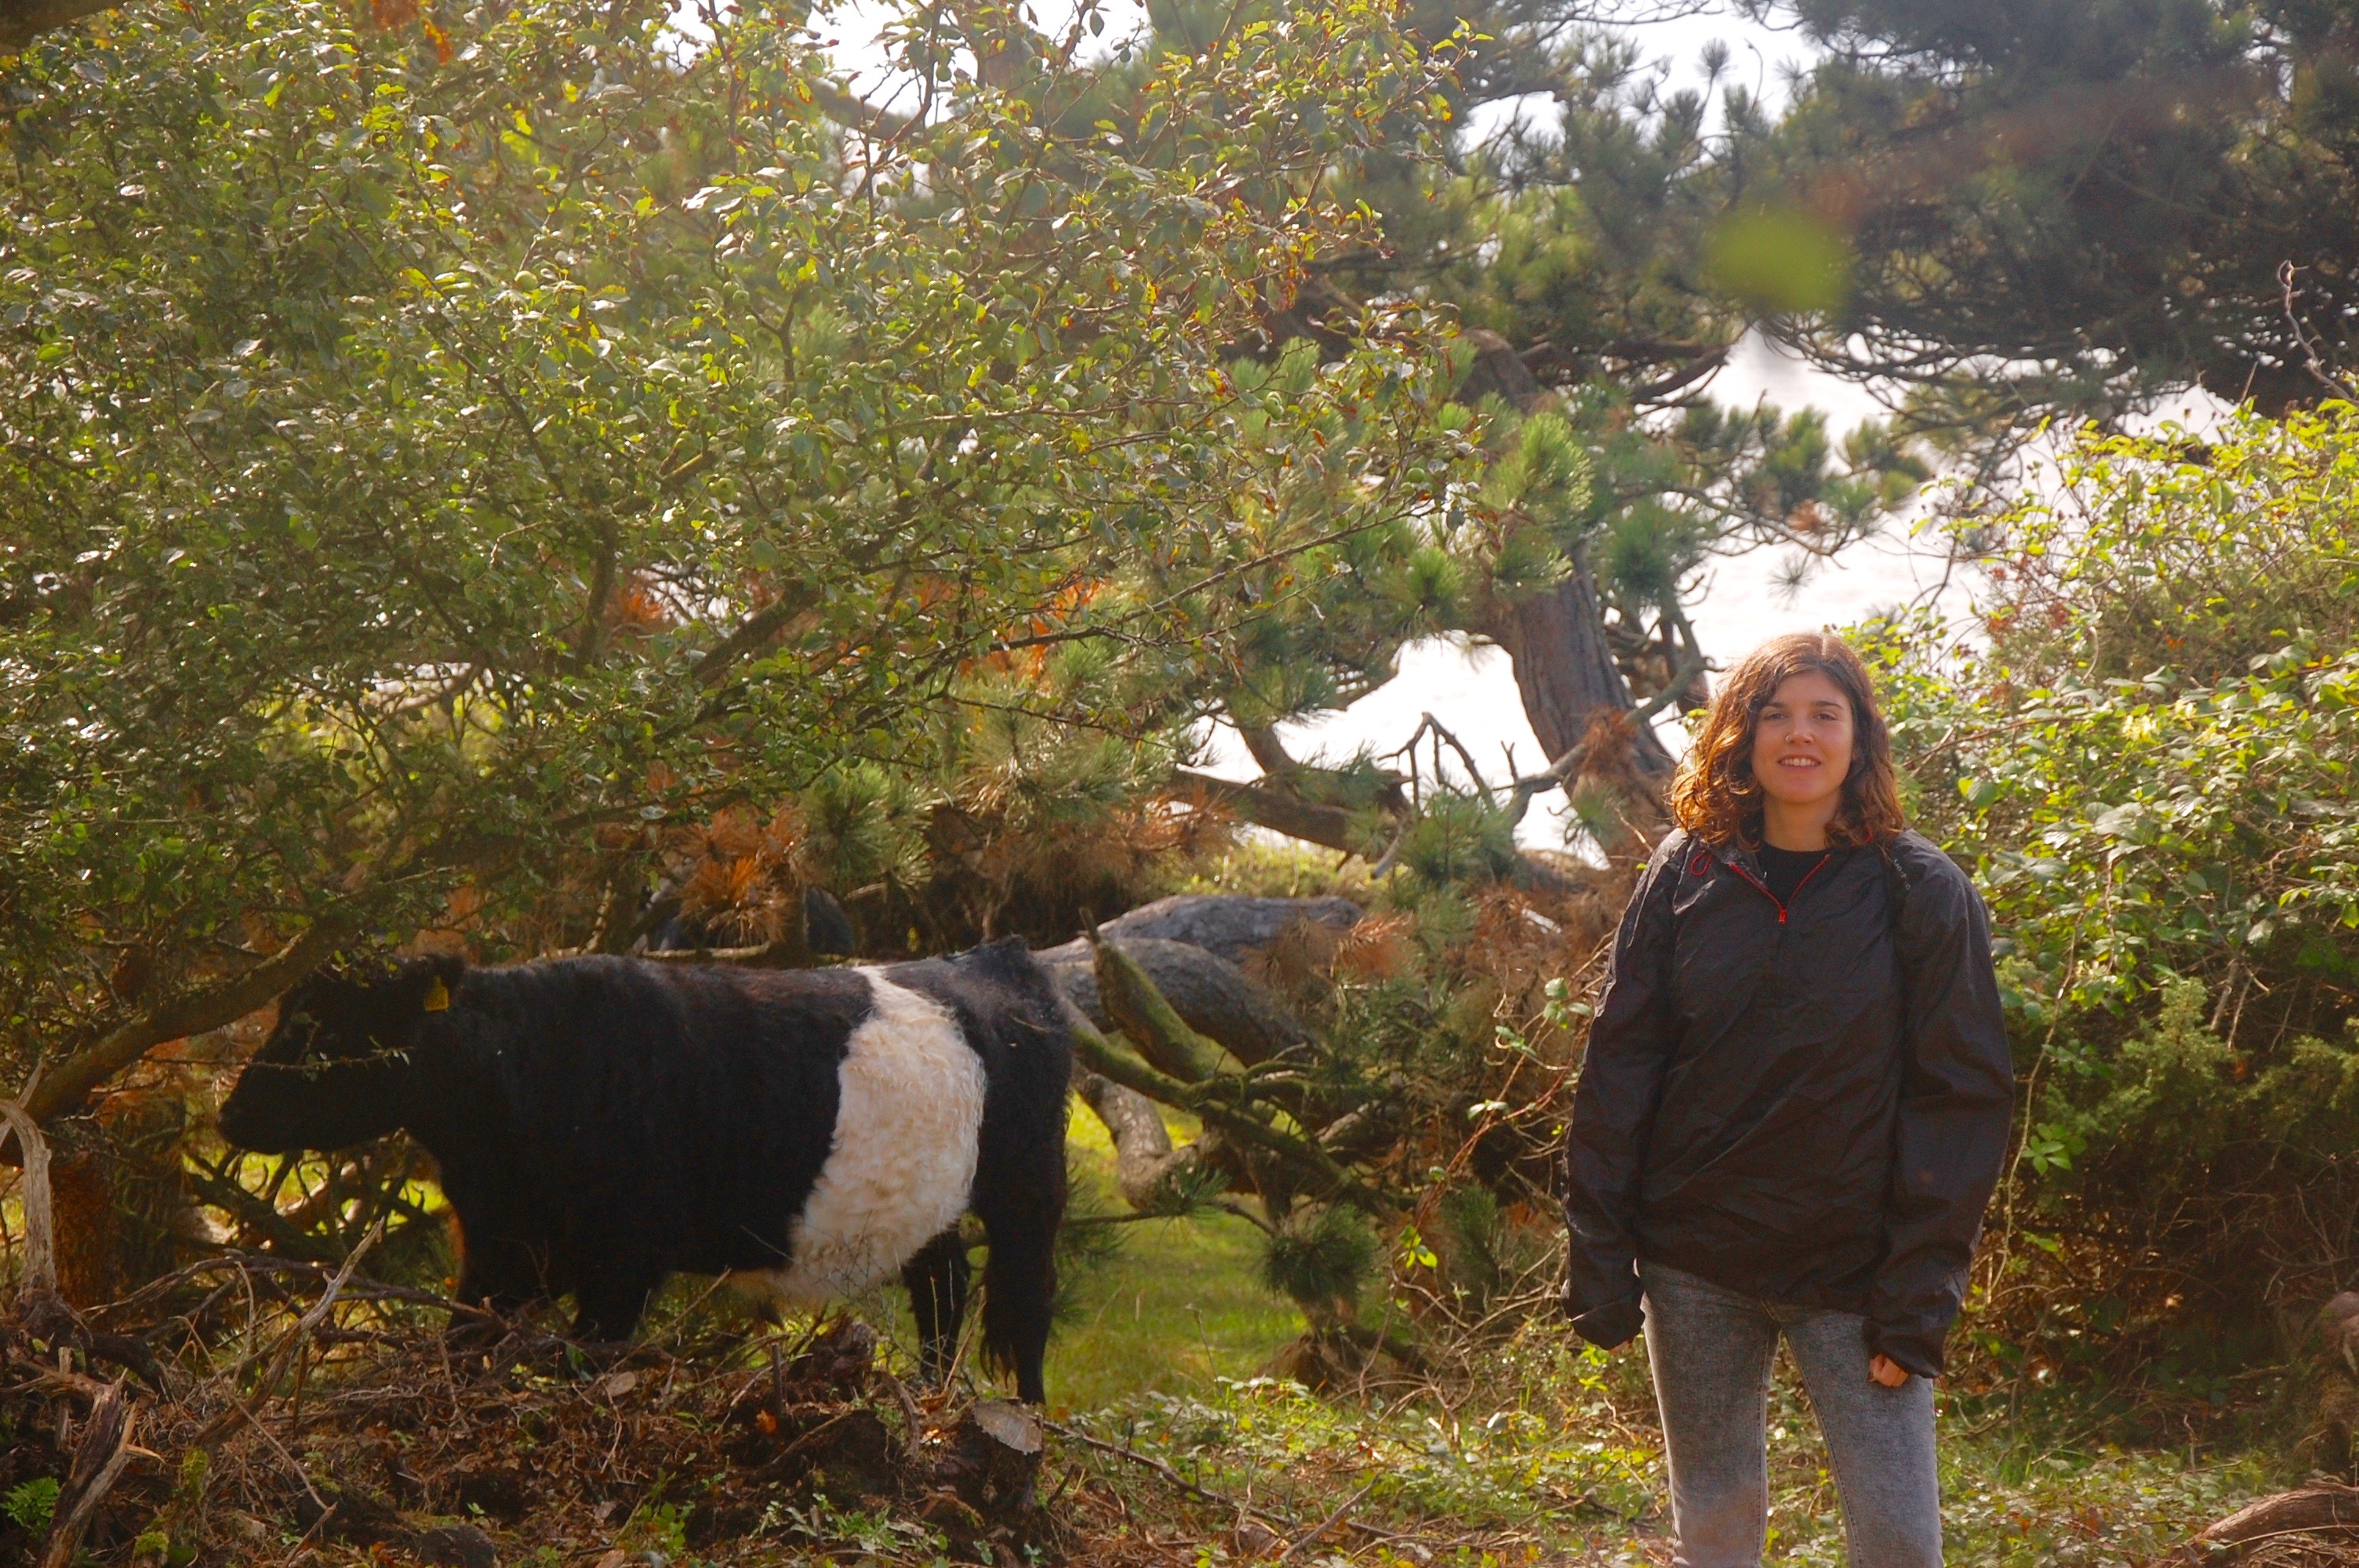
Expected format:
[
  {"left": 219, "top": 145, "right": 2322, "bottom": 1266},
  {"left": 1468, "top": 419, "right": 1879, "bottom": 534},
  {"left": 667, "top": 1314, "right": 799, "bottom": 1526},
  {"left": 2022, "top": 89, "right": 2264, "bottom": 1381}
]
[{"left": 740, "top": 973, "right": 985, "bottom": 1304}]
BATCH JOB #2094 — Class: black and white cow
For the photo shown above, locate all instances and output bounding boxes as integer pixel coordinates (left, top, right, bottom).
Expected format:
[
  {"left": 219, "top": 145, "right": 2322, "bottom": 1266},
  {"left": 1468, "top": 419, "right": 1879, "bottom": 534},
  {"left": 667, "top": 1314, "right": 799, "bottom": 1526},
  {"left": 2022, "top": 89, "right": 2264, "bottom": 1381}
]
[{"left": 217, "top": 939, "right": 1070, "bottom": 1402}]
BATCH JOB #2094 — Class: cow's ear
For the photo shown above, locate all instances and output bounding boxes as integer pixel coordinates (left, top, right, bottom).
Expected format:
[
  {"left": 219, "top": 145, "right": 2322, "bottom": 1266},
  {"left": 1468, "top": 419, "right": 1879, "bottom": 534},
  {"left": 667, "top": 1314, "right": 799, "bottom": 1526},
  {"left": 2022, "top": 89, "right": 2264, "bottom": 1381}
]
[{"left": 402, "top": 953, "right": 468, "bottom": 1017}]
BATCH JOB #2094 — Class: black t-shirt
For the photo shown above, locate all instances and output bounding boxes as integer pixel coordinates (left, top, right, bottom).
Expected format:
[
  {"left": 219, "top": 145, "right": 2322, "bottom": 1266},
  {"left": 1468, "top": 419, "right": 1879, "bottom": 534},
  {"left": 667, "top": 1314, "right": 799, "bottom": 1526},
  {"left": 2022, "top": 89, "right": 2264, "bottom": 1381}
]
[{"left": 1757, "top": 844, "right": 1850, "bottom": 906}]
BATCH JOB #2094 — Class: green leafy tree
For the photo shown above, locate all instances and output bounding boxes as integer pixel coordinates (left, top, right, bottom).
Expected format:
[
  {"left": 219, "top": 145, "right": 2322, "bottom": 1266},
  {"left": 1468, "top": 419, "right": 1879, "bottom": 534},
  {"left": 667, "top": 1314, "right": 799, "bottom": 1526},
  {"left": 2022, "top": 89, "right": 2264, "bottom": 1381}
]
[
  {"left": 1756, "top": 0, "right": 2359, "bottom": 456},
  {"left": 1010, "top": 0, "right": 1931, "bottom": 826},
  {"left": 0, "top": 0, "right": 1468, "bottom": 1128}
]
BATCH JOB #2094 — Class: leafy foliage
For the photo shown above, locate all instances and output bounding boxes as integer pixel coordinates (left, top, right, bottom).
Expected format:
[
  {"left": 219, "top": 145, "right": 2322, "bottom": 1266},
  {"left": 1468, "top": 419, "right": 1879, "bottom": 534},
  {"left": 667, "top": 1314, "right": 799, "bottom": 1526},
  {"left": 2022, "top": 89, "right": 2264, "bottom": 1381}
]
[
  {"left": 1360, "top": 11, "right": 1932, "bottom": 717},
  {"left": 1760, "top": 0, "right": 2359, "bottom": 441},
  {"left": 2, "top": 1478, "right": 58, "bottom": 1536},
  {"left": 1260, "top": 1203, "right": 1379, "bottom": 1316},
  {"left": 1870, "top": 405, "right": 2359, "bottom": 1385},
  {"left": 0, "top": 0, "right": 1470, "bottom": 1102},
  {"left": 1877, "top": 405, "right": 2359, "bottom": 1013}
]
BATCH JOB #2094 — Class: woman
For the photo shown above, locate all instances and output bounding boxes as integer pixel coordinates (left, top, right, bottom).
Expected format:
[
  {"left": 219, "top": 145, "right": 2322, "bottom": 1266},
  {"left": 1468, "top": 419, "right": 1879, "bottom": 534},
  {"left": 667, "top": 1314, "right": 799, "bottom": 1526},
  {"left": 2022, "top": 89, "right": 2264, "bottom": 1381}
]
[{"left": 1562, "top": 632, "right": 2012, "bottom": 1568}]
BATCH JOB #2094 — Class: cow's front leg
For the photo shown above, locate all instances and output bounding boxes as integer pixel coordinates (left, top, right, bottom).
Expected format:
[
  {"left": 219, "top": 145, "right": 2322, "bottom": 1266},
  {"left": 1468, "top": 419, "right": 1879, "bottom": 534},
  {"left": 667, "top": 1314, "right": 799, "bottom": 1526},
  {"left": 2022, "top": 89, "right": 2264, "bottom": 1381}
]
[
  {"left": 569, "top": 1257, "right": 663, "bottom": 1345},
  {"left": 900, "top": 1228, "right": 972, "bottom": 1387},
  {"left": 450, "top": 1227, "right": 547, "bottom": 1342}
]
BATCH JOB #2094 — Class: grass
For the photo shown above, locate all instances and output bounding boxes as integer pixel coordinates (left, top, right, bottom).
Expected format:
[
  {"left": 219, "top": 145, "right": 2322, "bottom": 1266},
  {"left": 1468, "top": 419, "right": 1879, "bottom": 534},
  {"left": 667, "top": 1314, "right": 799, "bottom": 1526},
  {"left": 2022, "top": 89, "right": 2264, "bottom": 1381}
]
[
  {"left": 1048, "top": 1103, "right": 1308, "bottom": 1413},
  {"left": 1056, "top": 1342, "right": 2281, "bottom": 1566},
  {"left": 1025, "top": 1114, "right": 2288, "bottom": 1564}
]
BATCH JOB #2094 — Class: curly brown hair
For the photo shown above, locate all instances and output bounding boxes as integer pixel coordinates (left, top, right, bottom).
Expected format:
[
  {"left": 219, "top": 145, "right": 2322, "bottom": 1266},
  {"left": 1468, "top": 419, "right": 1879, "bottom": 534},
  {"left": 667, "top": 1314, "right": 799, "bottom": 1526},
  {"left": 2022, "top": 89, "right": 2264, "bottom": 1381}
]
[{"left": 1670, "top": 631, "right": 1906, "bottom": 850}]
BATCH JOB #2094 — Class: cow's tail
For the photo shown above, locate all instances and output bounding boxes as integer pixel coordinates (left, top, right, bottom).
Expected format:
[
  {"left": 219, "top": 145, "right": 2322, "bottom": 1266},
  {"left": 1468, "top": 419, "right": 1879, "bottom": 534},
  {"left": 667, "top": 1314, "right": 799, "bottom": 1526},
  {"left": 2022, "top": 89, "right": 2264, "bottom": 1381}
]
[
  {"left": 977, "top": 1172, "right": 1063, "bottom": 1404},
  {"left": 974, "top": 966, "right": 1073, "bottom": 1405}
]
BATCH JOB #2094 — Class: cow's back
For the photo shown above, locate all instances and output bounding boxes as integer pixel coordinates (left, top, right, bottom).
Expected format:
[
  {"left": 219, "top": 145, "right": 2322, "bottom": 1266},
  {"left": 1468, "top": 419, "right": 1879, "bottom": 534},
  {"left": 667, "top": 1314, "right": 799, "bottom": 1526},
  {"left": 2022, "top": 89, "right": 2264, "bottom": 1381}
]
[{"left": 472, "top": 958, "right": 872, "bottom": 1276}]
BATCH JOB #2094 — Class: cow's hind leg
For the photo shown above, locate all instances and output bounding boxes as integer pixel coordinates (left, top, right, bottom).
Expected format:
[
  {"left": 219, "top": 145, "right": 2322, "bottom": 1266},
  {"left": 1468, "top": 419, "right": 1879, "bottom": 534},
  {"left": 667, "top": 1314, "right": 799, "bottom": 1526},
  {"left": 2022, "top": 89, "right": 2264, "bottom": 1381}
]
[
  {"left": 974, "top": 1198, "right": 1058, "bottom": 1404},
  {"left": 901, "top": 1228, "right": 971, "bottom": 1386},
  {"left": 449, "top": 1224, "right": 547, "bottom": 1344}
]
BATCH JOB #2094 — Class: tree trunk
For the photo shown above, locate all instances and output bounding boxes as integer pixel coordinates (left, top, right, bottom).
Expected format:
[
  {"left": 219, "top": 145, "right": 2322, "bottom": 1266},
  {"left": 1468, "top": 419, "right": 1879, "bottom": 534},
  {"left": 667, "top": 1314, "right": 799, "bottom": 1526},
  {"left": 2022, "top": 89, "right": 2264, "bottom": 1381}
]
[
  {"left": 48, "top": 1124, "right": 118, "bottom": 1311},
  {"left": 1490, "top": 558, "right": 1673, "bottom": 777},
  {"left": 1456, "top": 328, "right": 1675, "bottom": 779}
]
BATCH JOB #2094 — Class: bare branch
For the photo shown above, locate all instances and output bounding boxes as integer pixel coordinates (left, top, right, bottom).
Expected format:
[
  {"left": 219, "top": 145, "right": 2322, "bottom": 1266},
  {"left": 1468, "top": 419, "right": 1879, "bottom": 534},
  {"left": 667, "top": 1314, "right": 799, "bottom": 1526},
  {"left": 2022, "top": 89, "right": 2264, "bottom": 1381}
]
[
  {"left": 688, "top": 586, "right": 822, "bottom": 690},
  {"left": 22, "top": 917, "right": 346, "bottom": 1127},
  {"left": 1382, "top": 712, "right": 1495, "bottom": 806},
  {"left": 2279, "top": 262, "right": 2359, "bottom": 402},
  {"left": 804, "top": 78, "right": 919, "bottom": 140},
  {"left": 0, "top": 1100, "right": 55, "bottom": 1297},
  {"left": 0, "top": 0, "right": 118, "bottom": 51}
]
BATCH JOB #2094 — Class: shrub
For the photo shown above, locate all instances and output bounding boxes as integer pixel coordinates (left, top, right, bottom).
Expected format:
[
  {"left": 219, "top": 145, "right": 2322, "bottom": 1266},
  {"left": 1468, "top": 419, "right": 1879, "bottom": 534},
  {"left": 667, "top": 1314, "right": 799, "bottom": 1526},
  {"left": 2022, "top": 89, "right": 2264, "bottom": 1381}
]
[{"left": 1870, "top": 405, "right": 2359, "bottom": 1394}]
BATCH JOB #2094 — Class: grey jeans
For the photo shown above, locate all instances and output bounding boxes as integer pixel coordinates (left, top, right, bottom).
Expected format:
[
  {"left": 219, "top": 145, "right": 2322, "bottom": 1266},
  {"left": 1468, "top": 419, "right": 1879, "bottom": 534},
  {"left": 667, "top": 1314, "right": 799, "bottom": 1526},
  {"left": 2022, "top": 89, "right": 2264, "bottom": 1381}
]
[{"left": 1639, "top": 1261, "right": 1941, "bottom": 1568}]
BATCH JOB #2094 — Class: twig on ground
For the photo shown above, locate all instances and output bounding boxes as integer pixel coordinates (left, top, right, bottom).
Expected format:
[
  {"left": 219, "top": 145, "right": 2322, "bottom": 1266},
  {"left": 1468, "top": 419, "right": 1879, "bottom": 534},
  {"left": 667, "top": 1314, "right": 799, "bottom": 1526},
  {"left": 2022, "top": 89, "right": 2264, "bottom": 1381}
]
[
  {"left": 1044, "top": 1416, "right": 1295, "bottom": 1527},
  {"left": 1273, "top": 1477, "right": 1378, "bottom": 1564}
]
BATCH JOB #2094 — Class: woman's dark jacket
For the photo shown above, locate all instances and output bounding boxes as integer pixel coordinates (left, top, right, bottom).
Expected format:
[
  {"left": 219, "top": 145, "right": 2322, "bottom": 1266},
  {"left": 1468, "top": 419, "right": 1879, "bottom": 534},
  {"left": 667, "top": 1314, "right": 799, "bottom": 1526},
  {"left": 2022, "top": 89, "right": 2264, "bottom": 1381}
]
[{"left": 1561, "top": 827, "right": 2012, "bottom": 1377}]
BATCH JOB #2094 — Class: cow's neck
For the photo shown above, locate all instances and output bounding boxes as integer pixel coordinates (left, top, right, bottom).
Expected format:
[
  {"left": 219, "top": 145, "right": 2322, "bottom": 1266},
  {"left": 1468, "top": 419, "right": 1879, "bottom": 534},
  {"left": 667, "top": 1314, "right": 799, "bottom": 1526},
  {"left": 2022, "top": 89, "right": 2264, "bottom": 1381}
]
[{"left": 400, "top": 1030, "right": 514, "bottom": 1191}]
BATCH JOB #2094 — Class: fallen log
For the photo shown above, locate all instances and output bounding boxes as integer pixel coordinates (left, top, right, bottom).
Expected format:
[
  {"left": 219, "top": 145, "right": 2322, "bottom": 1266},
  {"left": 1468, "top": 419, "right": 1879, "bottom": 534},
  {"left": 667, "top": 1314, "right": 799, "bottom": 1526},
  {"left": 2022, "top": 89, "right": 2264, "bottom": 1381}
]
[
  {"left": 2181, "top": 1485, "right": 2359, "bottom": 1563},
  {"left": 1073, "top": 1074, "right": 1204, "bottom": 1213},
  {"left": 1041, "top": 936, "right": 1309, "bottom": 1065},
  {"left": 1056, "top": 894, "right": 1361, "bottom": 968}
]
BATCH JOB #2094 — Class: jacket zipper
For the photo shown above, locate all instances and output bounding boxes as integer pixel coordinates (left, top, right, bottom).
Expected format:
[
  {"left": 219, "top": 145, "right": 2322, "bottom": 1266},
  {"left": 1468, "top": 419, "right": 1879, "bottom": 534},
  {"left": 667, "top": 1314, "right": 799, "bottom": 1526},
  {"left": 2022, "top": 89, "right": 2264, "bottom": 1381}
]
[{"left": 1726, "top": 852, "right": 1831, "bottom": 925}]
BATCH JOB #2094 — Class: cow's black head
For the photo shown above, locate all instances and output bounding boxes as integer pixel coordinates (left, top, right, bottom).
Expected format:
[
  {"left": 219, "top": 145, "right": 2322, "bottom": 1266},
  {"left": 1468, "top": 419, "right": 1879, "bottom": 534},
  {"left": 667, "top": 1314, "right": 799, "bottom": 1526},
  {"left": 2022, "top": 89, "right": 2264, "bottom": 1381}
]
[{"left": 219, "top": 954, "right": 467, "bottom": 1154}]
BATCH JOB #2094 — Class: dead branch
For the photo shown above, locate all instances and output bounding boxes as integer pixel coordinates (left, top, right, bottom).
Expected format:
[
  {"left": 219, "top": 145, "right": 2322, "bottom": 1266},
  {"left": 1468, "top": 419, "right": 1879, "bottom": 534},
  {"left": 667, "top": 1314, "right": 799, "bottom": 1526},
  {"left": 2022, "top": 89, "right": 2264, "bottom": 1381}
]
[
  {"left": 1383, "top": 712, "right": 1496, "bottom": 807},
  {"left": 1273, "top": 1477, "right": 1379, "bottom": 1565},
  {"left": 631, "top": 931, "right": 813, "bottom": 967},
  {"left": 1073, "top": 1073, "right": 1203, "bottom": 1212},
  {"left": 1043, "top": 1417, "right": 1283, "bottom": 1521},
  {"left": 37, "top": 1377, "right": 141, "bottom": 1568},
  {"left": 1060, "top": 1004, "right": 1401, "bottom": 1218},
  {"left": 2280, "top": 262, "right": 2359, "bottom": 403},
  {"left": 2184, "top": 1485, "right": 2359, "bottom": 1563},
  {"left": 0, "top": 1098, "right": 56, "bottom": 1297},
  {"left": 193, "top": 1219, "right": 383, "bottom": 1453}
]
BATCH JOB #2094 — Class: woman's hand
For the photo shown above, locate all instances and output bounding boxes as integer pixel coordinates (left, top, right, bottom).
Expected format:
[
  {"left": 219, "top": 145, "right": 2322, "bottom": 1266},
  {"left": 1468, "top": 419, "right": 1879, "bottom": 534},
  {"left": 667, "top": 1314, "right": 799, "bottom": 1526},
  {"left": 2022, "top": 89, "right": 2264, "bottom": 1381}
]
[{"left": 1868, "top": 1354, "right": 1910, "bottom": 1388}]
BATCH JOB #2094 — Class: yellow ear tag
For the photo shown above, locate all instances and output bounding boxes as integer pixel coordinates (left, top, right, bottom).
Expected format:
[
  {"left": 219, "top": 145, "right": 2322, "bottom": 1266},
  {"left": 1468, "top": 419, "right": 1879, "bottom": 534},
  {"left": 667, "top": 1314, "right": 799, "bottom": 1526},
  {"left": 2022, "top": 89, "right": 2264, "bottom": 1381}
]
[{"left": 423, "top": 977, "right": 452, "bottom": 1013}]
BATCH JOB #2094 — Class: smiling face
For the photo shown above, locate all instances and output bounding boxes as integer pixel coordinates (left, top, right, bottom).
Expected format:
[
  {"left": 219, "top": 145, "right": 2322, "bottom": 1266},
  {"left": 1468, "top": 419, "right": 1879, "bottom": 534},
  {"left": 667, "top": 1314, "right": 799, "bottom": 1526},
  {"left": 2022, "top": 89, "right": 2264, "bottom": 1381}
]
[
  {"left": 1669, "top": 631, "right": 1904, "bottom": 851},
  {"left": 1749, "top": 670, "right": 1856, "bottom": 847}
]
